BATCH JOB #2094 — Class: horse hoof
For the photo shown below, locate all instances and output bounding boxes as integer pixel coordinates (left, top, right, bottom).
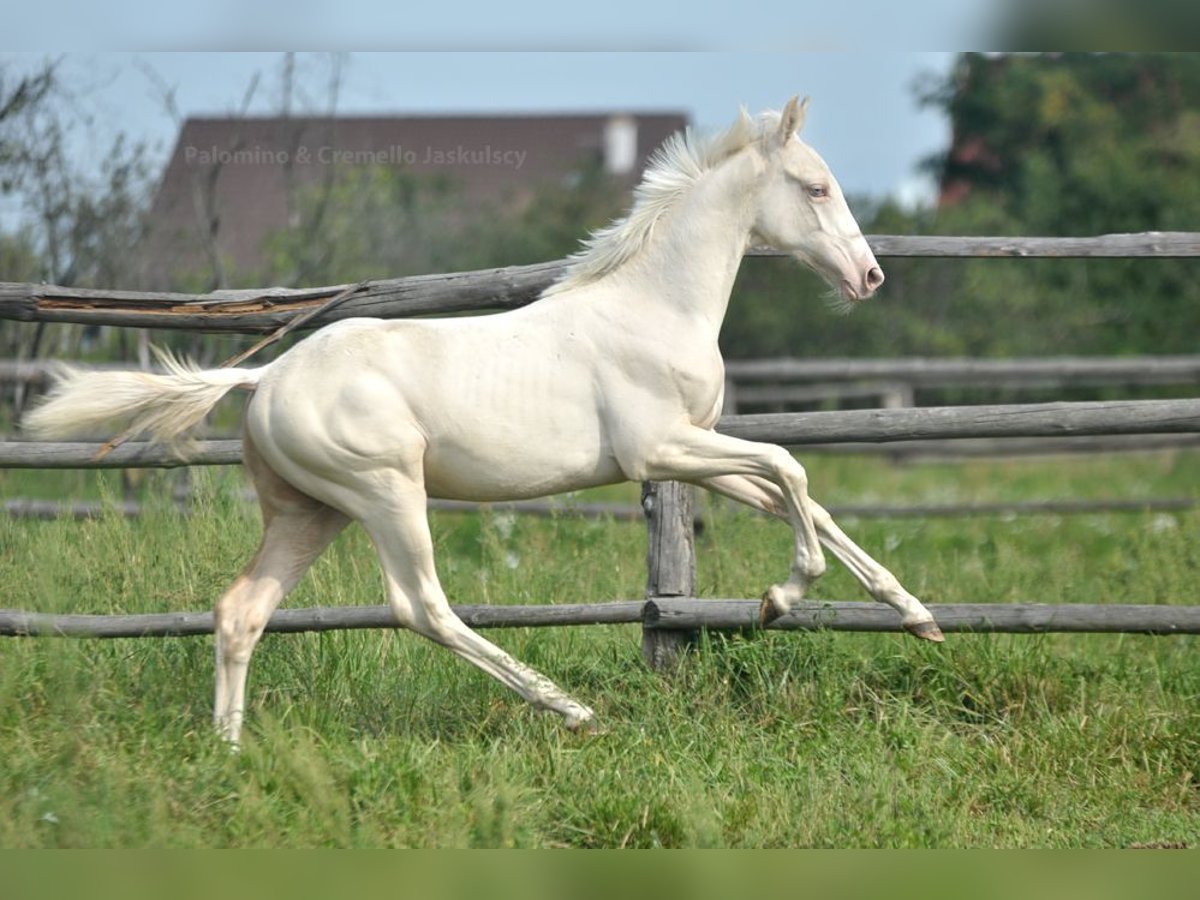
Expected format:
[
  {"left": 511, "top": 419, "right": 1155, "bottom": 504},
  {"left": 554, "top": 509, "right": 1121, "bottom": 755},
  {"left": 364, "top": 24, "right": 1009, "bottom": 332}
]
[
  {"left": 566, "top": 716, "right": 603, "bottom": 736},
  {"left": 905, "top": 620, "right": 945, "bottom": 643},
  {"left": 759, "top": 591, "right": 786, "bottom": 627},
  {"left": 563, "top": 708, "right": 600, "bottom": 734}
]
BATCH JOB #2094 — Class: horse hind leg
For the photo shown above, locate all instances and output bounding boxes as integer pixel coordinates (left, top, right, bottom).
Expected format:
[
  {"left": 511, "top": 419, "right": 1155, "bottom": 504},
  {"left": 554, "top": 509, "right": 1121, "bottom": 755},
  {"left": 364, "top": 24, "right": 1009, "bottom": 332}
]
[
  {"left": 213, "top": 439, "right": 349, "bottom": 746},
  {"left": 355, "top": 472, "right": 596, "bottom": 731}
]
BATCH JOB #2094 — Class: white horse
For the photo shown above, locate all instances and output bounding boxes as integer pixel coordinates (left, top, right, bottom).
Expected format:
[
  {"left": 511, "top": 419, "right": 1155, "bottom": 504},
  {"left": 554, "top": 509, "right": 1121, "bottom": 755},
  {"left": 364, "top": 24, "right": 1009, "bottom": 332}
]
[{"left": 26, "top": 97, "right": 943, "bottom": 745}]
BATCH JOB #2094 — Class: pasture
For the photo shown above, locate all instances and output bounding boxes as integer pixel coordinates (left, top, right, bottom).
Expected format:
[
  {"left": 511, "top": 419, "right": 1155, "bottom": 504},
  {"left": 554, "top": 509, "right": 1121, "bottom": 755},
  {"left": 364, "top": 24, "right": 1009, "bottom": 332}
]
[{"left": 2, "top": 450, "right": 1197, "bottom": 848}]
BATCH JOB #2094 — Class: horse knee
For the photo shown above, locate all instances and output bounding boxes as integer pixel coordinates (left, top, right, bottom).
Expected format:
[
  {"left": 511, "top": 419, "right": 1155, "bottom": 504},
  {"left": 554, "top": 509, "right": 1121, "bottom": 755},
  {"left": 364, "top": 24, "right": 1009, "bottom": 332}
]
[
  {"left": 216, "top": 618, "right": 261, "bottom": 663},
  {"left": 215, "top": 595, "right": 270, "bottom": 663}
]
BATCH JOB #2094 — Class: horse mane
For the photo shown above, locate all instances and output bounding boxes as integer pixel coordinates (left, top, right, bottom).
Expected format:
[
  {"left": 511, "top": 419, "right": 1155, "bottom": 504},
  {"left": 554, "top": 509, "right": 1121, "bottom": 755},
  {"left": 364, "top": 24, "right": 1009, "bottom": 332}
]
[{"left": 543, "top": 108, "right": 780, "bottom": 297}]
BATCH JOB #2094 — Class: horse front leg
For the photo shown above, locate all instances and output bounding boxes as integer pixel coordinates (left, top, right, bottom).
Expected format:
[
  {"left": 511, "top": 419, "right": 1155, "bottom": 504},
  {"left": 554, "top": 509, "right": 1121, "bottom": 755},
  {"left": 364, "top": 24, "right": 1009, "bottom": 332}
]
[
  {"left": 696, "top": 473, "right": 943, "bottom": 641},
  {"left": 638, "top": 428, "right": 827, "bottom": 623}
]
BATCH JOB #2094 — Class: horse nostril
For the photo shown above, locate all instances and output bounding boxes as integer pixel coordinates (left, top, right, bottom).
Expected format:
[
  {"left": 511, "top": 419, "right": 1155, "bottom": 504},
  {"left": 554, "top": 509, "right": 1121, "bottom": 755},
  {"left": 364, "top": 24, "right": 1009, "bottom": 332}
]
[{"left": 865, "top": 267, "right": 885, "bottom": 291}]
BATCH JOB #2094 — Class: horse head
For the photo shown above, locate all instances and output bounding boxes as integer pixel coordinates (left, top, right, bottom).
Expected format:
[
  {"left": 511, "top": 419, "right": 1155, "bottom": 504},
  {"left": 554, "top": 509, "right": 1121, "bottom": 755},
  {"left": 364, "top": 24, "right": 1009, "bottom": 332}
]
[{"left": 750, "top": 96, "right": 885, "bottom": 305}]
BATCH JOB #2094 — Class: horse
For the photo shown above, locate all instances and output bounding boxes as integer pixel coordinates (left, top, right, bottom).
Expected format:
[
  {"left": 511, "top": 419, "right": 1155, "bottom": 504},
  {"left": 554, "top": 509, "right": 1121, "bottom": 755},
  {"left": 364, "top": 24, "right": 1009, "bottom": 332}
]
[{"left": 25, "top": 97, "right": 944, "bottom": 745}]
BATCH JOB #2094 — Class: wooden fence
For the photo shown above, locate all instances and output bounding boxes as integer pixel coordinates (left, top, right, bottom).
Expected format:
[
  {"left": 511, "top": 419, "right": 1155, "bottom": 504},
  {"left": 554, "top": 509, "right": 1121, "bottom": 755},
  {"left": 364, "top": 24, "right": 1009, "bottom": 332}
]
[
  {"left": 721, "top": 354, "right": 1200, "bottom": 416},
  {"left": 2, "top": 232, "right": 1199, "bottom": 665},
  {"left": 2, "top": 232, "right": 1197, "bottom": 333}
]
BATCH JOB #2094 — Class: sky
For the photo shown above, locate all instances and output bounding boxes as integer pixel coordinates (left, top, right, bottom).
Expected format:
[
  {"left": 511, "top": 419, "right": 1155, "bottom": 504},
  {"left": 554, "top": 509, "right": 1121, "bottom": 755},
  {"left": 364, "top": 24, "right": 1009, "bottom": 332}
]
[{"left": 2, "top": 50, "right": 964, "bottom": 228}]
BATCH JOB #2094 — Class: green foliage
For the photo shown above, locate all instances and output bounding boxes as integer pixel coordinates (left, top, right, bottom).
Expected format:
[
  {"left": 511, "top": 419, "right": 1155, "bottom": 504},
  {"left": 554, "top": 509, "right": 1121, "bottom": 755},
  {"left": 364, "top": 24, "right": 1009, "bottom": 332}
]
[
  {"left": 260, "top": 167, "right": 468, "bottom": 286},
  {"left": 734, "top": 53, "right": 1200, "bottom": 362},
  {"left": 924, "top": 54, "right": 1200, "bottom": 235},
  {"left": 904, "top": 53, "right": 1200, "bottom": 359},
  {"left": 997, "top": 0, "right": 1200, "bottom": 52},
  {"left": 261, "top": 161, "right": 626, "bottom": 287}
]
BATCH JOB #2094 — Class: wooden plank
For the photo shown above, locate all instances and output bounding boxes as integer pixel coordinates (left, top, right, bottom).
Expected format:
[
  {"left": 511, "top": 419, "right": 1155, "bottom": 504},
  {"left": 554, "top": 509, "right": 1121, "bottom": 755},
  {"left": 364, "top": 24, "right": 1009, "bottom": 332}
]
[
  {"left": 3, "top": 399, "right": 1198, "bottom": 469},
  {"left": 0, "top": 494, "right": 709, "bottom": 532},
  {"left": 3, "top": 233, "right": 1197, "bottom": 333},
  {"left": 728, "top": 381, "right": 912, "bottom": 407},
  {"left": 843, "top": 232, "right": 1200, "bottom": 258},
  {"left": 6, "top": 493, "right": 1194, "bottom": 523},
  {"left": 644, "top": 599, "right": 1200, "bottom": 635},
  {"left": 723, "top": 355, "right": 1200, "bottom": 387},
  {"left": 0, "top": 440, "right": 242, "bottom": 468},
  {"left": 641, "top": 480, "right": 698, "bottom": 670},
  {"left": 0, "top": 601, "right": 648, "bottom": 638},
  {"left": 431, "top": 497, "right": 661, "bottom": 525},
  {"left": 4, "top": 599, "right": 1198, "bottom": 639},
  {"left": 717, "top": 399, "right": 1200, "bottom": 446},
  {"left": 822, "top": 497, "right": 1198, "bottom": 519},
  {"left": 0, "top": 260, "right": 565, "bottom": 333},
  {"left": 10, "top": 355, "right": 1199, "bottom": 397},
  {"left": 796, "top": 434, "right": 1200, "bottom": 459}
]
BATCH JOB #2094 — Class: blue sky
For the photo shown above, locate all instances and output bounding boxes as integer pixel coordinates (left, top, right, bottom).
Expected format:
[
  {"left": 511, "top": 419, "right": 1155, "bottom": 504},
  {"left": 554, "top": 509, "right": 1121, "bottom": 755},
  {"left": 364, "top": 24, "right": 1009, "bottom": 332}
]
[{"left": 2, "top": 51, "right": 965, "bottom": 224}]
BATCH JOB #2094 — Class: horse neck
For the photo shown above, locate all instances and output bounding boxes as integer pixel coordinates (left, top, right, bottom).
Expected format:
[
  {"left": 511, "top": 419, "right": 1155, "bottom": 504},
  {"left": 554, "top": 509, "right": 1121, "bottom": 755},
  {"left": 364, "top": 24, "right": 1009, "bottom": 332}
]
[{"left": 617, "top": 147, "right": 763, "bottom": 336}]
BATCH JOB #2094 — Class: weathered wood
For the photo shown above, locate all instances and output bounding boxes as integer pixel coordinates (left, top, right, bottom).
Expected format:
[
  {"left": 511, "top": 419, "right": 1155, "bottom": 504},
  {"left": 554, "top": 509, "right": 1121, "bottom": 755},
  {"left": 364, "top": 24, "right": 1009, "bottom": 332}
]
[
  {"left": 0, "top": 440, "right": 242, "bottom": 468},
  {"left": 822, "top": 497, "right": 1197, "bottom": 519},
  {"left": 0, "top": 260, "right": 566, "bottom": 333},
  {"left": 3, "top": 399, "right": 1197, "bottom": 469},
  {"left": 643, "top": 599, "right": 1200, "bottom": 635},
  {"left": 3, "top": 233, "right": 1197, "bottom": 333},
  {"left": 4, "top": 599, "right": 1198, "bottom": 639},
  {"left": 729, "top": 381, "right": 916, "bottom": 410},
  {"left": 717, "top": 399, "right": 1200, "bottom": 446},
  {"left": 812, "top": 433, "right": 1200, "bottom": 461},
  {"left": 4, "top": 498, "right": 144, "bottom": 519},
  {"left": 0, "top": 493, "right": 706, "bottom": 528},
  {"left": 428, "top": 496, "right": 705, "bottom": 530},
  {"left": 6, "top": 493, "right": 1193, "bottom": 523},
  {"left": 723, "top": 354, "right": 1200, "bottom": 388},
  {"left": 0, "top": 601, "right": 648, "bottom": 638},
  {"left": 641, "top": 480, "right": 698, "bottom": 670},
  {"left": 825, "top": 232, "right": 1200, "bottom": 259},
  {"left": 10, "top": 354, "right": 1200, "bottom": 388}
]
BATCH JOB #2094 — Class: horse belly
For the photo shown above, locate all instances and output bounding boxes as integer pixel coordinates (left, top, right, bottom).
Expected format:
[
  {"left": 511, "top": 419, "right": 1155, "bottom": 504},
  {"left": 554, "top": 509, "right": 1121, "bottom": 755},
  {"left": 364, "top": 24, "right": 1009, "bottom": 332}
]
[{"left": 422, "top": 430, "right": 624, "bottom": 501}]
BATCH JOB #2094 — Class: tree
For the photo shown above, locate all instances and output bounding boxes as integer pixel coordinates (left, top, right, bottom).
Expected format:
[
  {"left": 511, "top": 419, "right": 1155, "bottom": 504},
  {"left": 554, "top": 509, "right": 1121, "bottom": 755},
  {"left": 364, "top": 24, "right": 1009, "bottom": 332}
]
[
  {"left": 911, "top": 53, "right": 1200, "bottom": 357},
  {"left": 261, "top": 158, "right": 627, "bottom": 287}
]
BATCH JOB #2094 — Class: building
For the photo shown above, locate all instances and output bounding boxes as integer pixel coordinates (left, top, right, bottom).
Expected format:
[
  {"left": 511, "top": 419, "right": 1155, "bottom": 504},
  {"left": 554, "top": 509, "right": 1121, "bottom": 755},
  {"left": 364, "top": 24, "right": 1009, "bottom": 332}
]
[{"left": 141, "top": 112, "right": 689, "bottom": 288}]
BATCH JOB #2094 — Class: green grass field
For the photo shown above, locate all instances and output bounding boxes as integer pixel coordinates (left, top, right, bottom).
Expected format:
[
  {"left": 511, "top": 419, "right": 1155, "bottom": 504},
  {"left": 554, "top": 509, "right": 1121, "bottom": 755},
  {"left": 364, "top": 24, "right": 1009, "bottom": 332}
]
[{"left": 1, "top": 451, "right": 1198, "bottom": 848}]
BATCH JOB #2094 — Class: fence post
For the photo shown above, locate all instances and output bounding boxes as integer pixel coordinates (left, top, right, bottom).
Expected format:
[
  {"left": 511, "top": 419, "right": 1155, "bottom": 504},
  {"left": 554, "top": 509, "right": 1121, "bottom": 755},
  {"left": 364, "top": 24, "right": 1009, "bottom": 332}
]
[{"left": 641, "top": 479, "right": 697, "bottom": 670}]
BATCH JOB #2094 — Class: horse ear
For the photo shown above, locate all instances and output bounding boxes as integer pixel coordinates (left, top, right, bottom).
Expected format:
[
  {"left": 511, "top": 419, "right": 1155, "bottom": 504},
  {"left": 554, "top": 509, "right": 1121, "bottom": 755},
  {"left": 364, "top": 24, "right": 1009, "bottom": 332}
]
[{"left": 778, "top": 95, "right": 810, "bottom": 143}]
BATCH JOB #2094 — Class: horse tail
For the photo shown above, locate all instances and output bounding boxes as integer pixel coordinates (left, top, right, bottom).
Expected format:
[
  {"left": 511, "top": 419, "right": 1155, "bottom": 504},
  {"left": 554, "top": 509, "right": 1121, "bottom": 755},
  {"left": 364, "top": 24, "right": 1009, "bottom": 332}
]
[{"left": 22, "top": 348, "right": 266, "bottom": 446}]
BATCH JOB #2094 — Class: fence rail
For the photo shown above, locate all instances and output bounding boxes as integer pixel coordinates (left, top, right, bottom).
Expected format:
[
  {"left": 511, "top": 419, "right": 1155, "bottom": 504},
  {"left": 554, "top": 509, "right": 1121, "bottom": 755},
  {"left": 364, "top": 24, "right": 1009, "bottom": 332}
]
[
  {"left": 6, "top": 494, "right": 1194, "bottom": 523},
  {"left": 2, "top": 232, "right": 1197, "bottom": 334},
  {"left": 4, "top": 599, "right": 1199, "bottom": 639},
  {"left": 3, "top": 399, "right": 1198, "bottom": 469},
  {"left": 719, "top": 354, "right": 1200, "bottom": 417},
  {"left": 723, "top": 354, "right": 1200, "bottom": 388}
]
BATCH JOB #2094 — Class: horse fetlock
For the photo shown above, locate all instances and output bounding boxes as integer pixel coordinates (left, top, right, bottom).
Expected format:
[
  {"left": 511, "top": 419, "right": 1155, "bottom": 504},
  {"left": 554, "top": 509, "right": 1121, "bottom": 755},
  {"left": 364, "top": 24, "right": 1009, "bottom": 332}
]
[
  {"left": 759, "top": 583, "right": 797, "bottom": 625},
  {"left": 214, "top": 712, "right": 244, "bottom": 748}
]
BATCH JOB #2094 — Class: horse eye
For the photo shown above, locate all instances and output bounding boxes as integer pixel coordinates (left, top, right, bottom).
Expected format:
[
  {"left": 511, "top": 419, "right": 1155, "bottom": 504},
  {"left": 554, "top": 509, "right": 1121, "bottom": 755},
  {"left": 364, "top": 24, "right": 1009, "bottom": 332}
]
[{"left": 807, "top": 184, "right": 829, "bottom": 200}]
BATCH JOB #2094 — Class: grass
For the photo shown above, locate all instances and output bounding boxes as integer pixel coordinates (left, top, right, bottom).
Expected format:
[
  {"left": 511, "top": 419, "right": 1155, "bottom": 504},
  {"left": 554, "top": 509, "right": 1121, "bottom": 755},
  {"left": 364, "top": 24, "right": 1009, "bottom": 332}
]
[{"left": 0, "top": 450, "right": 1198, "bottom": 847}]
